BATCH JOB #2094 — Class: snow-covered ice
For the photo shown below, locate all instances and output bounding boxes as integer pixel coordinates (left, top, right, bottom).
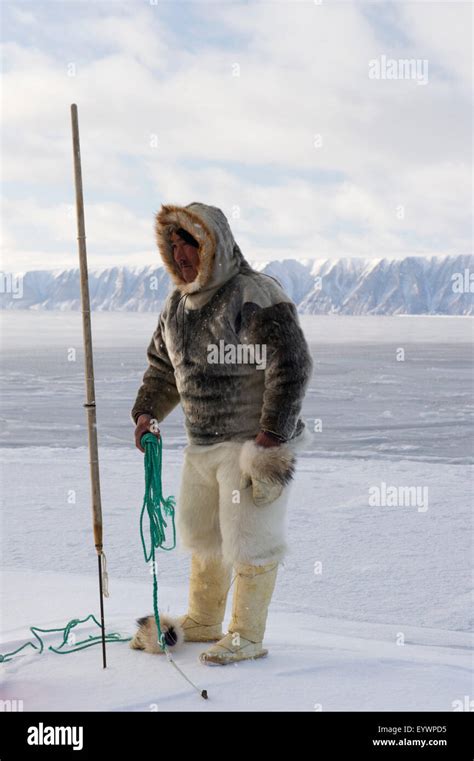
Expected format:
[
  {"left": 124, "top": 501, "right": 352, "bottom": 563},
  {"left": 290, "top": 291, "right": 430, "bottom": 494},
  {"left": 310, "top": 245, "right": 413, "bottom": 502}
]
[{"left": 0, "top": 312, "right": 472, "bottom": 711}]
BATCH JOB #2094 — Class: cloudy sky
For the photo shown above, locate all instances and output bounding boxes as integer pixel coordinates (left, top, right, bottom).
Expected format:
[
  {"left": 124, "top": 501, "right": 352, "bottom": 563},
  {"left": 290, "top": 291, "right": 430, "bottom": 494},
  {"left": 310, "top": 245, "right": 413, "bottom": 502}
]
[{"left": 1, "top": 0, "right": 472, "bottom": 271}]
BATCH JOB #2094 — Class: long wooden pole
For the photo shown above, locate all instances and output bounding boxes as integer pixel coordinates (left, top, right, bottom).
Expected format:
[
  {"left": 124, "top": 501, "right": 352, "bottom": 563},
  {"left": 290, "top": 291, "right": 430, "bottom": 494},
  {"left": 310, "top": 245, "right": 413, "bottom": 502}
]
[{"left": 70, "top": 103, "right": 107, "bottom": 669}]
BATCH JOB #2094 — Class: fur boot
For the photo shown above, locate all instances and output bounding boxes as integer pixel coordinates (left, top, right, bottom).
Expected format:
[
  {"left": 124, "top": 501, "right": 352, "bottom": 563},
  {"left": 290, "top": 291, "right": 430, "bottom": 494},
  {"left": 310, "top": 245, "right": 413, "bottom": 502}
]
[
  {"left": 178, "top": 554, "right": 233, "bottom": 642},
  {"left": 199, "top": 560, "right": 279, "bottom": 665}
]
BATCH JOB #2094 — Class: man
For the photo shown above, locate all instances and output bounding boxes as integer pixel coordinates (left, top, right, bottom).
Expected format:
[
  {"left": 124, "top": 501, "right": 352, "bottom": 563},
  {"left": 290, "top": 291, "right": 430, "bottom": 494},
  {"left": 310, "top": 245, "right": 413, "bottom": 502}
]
[{"left": 130, "top": 202, "right": 313, "bottom": 665}]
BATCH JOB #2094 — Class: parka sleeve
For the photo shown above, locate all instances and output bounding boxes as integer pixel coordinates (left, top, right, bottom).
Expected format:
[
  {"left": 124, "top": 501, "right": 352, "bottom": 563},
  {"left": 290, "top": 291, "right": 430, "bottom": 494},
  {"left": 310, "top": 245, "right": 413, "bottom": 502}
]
[
  {"left": 130, "top": 313, "right": 180, "bottom": 426},
  {"left": 244, "top": 300, "right": 313, "bottom": 441}
]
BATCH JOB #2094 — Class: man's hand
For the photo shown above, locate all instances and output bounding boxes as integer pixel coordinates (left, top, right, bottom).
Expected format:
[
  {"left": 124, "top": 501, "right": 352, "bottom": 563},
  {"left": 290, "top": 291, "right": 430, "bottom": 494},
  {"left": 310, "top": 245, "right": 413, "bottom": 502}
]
[
  {"left": 255, "top": 430, "right": 283, "bottom": 448},
  {"left": 134, "top": 414, "right": 160, "bottom": 453}
]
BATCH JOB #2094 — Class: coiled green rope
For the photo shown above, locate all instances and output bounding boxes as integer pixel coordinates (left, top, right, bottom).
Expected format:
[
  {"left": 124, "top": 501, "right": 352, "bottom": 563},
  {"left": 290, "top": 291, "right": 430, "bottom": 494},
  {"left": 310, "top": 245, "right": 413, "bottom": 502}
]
[
  {"left": 0, "top": 432, "right": 176, "bottom": 662},
  {"left": 139, "top": 432, "right": 176, "bottom": 650}
]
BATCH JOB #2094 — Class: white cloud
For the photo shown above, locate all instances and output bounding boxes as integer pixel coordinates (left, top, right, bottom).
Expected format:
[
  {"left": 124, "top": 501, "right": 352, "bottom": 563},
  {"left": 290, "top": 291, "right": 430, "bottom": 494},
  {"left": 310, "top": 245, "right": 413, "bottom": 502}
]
[
  {"left": 10, "top": 7, "right": 36, "bottom": 26},
  {"left": 1, "top": 197, "right": 154, "bottom": 270},
  {"left": 88, "top": 10, "right": 172, "bottom": 71},
  {"left": 398, "top": 2, "right": 472, "bottom": 86},
  {"left": 1, "top": 0, "right": 471, "bottom": 269}
]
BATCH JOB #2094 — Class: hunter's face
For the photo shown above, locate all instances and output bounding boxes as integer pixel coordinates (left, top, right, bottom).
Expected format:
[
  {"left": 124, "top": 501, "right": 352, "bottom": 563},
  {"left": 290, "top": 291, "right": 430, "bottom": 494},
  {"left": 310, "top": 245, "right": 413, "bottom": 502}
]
[{"left": 171, "top": 231, "right": 200, "bottom": 283}]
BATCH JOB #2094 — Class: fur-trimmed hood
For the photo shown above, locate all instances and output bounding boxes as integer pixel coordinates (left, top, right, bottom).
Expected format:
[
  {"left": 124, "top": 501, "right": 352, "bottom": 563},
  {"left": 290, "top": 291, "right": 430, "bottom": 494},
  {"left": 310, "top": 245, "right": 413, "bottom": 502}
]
[{"left": 155, "top": 202, "right": 247, "bottom": 300}]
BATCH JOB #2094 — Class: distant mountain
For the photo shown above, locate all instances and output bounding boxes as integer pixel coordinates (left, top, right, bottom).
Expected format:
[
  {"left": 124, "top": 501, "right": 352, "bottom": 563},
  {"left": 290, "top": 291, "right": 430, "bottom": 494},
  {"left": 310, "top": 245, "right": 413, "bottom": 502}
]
[
  {"left": 0, "top": 255, "right": 472, "bottom": 315},
  {"left": 298, "top": 255, "right": 473, "bottom": 315}
]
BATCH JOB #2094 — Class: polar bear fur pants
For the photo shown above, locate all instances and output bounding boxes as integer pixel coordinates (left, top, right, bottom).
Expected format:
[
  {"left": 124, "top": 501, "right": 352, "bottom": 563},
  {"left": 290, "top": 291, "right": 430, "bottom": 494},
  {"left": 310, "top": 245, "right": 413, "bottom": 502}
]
[{"left": 176, "top": 439, "right": 294, "bottom": 567}]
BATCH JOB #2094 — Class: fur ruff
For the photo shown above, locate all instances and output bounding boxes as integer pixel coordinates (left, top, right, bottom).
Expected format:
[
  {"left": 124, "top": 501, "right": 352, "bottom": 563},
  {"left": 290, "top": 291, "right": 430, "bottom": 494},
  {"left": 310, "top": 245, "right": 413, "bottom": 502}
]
[
  {"left": 129, "top": 613, "right": 184, "bottom": 654},
  {"left": 239, "top": 440, "right": 296, "bottom": 486},
  {"left": 155, "top": 204, "right": 216, "bottom": 294}
]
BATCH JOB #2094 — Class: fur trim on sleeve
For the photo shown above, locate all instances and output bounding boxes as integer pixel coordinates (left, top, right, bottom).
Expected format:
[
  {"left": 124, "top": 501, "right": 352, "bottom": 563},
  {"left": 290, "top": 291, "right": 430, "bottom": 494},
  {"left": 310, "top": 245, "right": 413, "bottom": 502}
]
[{"left": 239, "top": 439, "right": 296, "bottom": 486}]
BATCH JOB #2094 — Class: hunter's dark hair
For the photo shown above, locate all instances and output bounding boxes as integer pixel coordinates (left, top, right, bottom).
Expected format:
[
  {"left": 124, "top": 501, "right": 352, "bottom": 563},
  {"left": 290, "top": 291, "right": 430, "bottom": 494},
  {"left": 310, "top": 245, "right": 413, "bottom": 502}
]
[{"left": 174, "top": 226, "right": 199, "bottom": 248}]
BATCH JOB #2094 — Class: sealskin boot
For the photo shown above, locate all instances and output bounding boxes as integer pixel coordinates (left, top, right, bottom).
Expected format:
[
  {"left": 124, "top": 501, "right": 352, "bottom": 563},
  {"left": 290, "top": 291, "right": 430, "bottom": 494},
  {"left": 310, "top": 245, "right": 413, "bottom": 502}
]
[
  {"left": 178, "top": 554, "right": 233, "bottom": 642},
  {"left": 199, "top": 560, "right": 279, "bottom": 665}
]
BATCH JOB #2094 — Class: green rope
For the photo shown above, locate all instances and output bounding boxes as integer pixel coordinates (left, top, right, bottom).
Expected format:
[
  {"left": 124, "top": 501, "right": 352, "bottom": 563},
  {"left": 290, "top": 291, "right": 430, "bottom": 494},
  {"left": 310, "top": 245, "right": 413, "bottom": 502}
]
[
  {"left": 139, "top": 432, "right": 176, "bottom": 651},
  {"left": 0, "top": 615, "right": 130, "bottom": 663},
  {"left": 0, "top": 433, "right": 176, "bottom": 662}
]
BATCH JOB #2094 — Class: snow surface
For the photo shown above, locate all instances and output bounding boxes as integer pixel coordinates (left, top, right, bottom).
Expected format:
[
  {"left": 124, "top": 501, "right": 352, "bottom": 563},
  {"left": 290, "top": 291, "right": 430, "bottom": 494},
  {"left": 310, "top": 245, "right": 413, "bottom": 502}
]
[{"left": 0, "top": 313, "right": 472, "bottom": 712}]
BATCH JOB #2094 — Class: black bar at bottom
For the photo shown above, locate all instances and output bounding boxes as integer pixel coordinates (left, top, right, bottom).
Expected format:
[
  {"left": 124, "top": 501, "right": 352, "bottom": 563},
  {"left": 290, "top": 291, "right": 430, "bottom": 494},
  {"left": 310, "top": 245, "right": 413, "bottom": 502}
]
[{"left": 0, "top": 711, "right": 472, "bottom": 758}]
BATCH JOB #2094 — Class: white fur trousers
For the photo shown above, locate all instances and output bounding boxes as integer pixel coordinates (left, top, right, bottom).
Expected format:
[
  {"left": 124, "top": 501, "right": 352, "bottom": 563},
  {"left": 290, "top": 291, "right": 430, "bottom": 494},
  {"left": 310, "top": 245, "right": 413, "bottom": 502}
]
[{"left": 176, "top": 439, "right": 294, "bottom": 567}]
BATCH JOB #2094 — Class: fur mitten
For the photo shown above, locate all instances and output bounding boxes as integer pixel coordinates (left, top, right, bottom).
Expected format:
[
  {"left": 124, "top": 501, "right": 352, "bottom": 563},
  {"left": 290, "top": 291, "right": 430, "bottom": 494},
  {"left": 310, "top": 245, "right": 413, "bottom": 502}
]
[{"left": 239, "top": 440, "right": 296, "bottom": 506}]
